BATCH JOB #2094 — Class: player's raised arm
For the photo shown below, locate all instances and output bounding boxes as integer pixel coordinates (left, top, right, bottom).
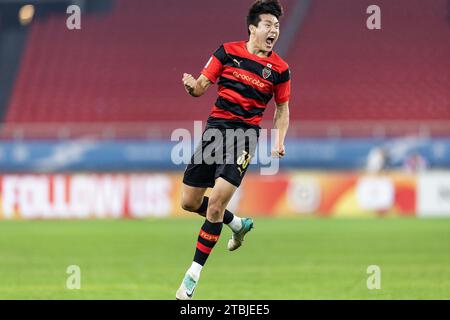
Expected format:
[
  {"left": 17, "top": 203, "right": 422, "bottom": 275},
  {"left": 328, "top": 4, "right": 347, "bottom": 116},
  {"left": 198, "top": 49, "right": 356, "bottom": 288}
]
[
  {"left": 182, "top": 74, "right": 213, "bottom": 97},
  {"left": 182, "top": 44, "right": 225, "bottom": 98},
  {"left": 272, "top": 101, "right": 290, "bottom": 158}
]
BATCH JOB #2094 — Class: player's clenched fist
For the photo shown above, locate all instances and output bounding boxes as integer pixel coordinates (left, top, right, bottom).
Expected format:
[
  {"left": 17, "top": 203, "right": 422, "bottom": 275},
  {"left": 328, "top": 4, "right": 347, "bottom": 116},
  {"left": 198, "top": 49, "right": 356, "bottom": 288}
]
[{"left": 182, "top": 73, "right": 196, "bottom": 95}]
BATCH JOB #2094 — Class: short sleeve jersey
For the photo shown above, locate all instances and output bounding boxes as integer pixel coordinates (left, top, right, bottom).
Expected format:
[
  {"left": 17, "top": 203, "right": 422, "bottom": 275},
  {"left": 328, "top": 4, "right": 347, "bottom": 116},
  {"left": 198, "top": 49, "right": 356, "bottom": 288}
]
[{"left": 201, "top": 41, "right": 291, "bottom": 129}]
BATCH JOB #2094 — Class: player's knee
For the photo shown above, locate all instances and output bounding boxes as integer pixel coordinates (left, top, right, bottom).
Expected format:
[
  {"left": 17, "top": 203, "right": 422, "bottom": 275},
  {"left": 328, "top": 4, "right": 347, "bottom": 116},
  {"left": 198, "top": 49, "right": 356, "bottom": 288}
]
[
  {"left": 206, "top": 198, "right": 225, "bottom": 222},
  {"left": 181, "top": 198, "right": 202, "bottom": 212}
]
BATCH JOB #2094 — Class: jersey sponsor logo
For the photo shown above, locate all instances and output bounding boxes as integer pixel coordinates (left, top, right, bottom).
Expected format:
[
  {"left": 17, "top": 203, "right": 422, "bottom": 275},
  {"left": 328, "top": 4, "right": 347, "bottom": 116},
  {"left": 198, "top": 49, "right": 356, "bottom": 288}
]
[
  {"left": 232, "top": 71, "right": 265, "bottom": 88},
  {"left": 199, "top": 230, "right": 220, "bottom": 242},
  {"left": 262, "top": 67, "right": 272, "bottom": 80}
]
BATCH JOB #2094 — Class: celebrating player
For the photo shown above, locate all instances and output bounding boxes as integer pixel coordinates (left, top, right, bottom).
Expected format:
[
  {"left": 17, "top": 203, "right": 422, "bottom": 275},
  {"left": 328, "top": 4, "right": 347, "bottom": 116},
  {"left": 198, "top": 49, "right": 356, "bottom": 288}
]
[{"left": 176, "top": 0, "right": 291, "bottom": 300}]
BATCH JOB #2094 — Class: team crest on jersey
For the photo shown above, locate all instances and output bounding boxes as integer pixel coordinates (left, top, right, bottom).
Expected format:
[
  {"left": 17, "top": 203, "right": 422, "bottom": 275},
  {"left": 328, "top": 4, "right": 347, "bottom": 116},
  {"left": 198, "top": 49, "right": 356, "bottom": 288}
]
[{"left": 262, "top": 67, "right": 272, "bottom": 80}]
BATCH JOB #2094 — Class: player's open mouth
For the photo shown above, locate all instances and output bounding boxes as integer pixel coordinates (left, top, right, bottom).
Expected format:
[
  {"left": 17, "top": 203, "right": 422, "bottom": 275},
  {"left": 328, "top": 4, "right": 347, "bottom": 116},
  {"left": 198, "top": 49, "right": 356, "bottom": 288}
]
[{"left": 266, "top": 37, "right": 275, "bottom": 46}]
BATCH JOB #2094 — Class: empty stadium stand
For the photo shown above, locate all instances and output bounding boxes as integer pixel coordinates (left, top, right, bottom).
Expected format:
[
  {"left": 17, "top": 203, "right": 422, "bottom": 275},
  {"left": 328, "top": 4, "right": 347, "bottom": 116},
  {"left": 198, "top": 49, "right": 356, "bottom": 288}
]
[
  {"left": 3, "top": 0, "right": 449, "bottom": 129},
  {"left": 5, "top": 0, "right": 293, "bottom": 124},
  {"left": 287, "top": 0, "right": 450, "bottom": 121}
]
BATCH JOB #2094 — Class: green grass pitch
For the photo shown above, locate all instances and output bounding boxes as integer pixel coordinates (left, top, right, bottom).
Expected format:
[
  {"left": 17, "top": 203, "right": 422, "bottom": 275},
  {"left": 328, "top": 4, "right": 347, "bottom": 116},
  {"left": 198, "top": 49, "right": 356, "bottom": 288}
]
[{"left": 0, "top": 217, "right": 449, "bottom": 299}]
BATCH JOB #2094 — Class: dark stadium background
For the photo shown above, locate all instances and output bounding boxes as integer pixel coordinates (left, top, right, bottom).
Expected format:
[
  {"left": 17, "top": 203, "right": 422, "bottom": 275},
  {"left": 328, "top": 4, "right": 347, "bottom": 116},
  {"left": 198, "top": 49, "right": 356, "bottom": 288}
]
[{"left": 0, "top": 0, "right": 449, "bottom": 300}]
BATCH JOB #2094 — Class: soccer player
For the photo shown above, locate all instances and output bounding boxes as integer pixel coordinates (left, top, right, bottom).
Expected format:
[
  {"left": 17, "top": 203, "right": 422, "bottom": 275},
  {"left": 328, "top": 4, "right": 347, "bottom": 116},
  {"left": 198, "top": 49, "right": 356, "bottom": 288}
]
[{"left": 176, "top": 0, "right": 291, "bottom": 300}]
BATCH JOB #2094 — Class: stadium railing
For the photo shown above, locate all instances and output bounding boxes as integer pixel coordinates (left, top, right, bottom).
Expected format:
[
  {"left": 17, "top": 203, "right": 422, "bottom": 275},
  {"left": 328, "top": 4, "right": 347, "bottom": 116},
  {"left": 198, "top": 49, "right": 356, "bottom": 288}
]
[{"left": 1, "top": 120, "right": 450, "bottom": 140}]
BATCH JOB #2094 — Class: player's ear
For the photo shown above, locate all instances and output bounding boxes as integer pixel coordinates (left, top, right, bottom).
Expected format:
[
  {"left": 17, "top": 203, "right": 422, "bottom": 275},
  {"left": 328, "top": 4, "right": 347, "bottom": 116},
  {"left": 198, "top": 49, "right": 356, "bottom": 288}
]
[{"left": 249, "top": 24, "right": 256, "bottom": 35}]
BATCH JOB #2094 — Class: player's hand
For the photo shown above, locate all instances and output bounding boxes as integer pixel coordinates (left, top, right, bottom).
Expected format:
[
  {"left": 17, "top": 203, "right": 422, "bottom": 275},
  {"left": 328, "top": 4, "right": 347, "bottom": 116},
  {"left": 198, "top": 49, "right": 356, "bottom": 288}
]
[
  {"left": 182, "top": 73, "right": 196, "bottom": 95},
  {"left": 272, "top": 145, "right": 286, "bottom": 158}
]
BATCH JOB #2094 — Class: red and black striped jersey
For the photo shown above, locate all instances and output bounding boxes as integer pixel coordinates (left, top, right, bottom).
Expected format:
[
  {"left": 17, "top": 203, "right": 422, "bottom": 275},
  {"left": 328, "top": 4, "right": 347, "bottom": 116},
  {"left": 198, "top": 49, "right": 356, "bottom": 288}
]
[{"left": 201, "top": 41, "right": 291, "bottom": 129}]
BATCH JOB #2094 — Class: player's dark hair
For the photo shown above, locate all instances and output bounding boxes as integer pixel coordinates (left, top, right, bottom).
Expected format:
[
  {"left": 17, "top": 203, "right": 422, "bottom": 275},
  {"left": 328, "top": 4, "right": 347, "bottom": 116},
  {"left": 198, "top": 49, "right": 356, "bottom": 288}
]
[{"left": 247, "top": 0, "right": 284, "bottom": 35}]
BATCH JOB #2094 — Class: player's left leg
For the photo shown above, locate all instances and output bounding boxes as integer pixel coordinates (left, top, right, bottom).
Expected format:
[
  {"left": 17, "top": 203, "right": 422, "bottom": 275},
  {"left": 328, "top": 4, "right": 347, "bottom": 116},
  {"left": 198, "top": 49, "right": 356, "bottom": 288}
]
[
  {"left": 176, "top": 177, "right": 237, "bottom": 300},
  {"left": 181, "top": 183, "right": 243, "bottom": 233}
]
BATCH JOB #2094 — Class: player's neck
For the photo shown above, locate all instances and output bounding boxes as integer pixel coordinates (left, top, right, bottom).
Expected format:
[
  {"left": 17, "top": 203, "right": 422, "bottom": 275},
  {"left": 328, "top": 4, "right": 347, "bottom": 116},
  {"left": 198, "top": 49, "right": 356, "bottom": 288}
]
[{"left": 245, "top": 40, "right": 270, "bottom": 58}]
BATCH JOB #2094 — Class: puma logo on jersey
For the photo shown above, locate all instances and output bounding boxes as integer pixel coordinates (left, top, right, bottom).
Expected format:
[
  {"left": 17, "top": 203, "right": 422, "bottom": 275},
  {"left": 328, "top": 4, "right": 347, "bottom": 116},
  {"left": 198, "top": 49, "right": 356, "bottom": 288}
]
[{"left": 233, "top": 58, "right": 243, "bottom": 67}]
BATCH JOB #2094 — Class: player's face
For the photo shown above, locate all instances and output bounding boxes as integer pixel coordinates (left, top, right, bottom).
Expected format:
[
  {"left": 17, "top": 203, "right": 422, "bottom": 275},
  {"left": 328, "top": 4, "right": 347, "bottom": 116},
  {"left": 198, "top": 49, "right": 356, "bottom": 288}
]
[{"left": 255, "top": 14, "right": 280, "bottom": 52}]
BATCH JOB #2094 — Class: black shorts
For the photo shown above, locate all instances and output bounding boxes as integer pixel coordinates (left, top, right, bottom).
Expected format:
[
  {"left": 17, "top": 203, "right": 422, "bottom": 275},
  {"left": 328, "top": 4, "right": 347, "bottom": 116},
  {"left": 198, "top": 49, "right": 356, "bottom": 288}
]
[{"left": 183, "top": 126, "right": 258, "bottom": 188}]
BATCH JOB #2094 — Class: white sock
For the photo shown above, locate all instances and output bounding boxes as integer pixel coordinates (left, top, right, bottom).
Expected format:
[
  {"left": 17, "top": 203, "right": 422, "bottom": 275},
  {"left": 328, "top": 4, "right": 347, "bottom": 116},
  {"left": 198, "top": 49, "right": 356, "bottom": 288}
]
[
  {"left": 187, "top": 262, "right": 203, "bottom": 281},
  {"left": 227, "top": 216, "right": 243, "bottom": 233}
]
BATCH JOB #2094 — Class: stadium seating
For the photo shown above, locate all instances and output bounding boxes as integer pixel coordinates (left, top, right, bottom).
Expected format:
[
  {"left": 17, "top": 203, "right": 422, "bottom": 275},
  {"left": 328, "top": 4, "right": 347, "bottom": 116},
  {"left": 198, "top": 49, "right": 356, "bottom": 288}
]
[
  {"left": 5, "top": 0, "right": 293, "bottom": 124},
  {"left": 287, "top": 0, "right": 450, "bottom": 120},
  {"left": 4, "top": 0, "right": 449, "bottom": 125}
]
